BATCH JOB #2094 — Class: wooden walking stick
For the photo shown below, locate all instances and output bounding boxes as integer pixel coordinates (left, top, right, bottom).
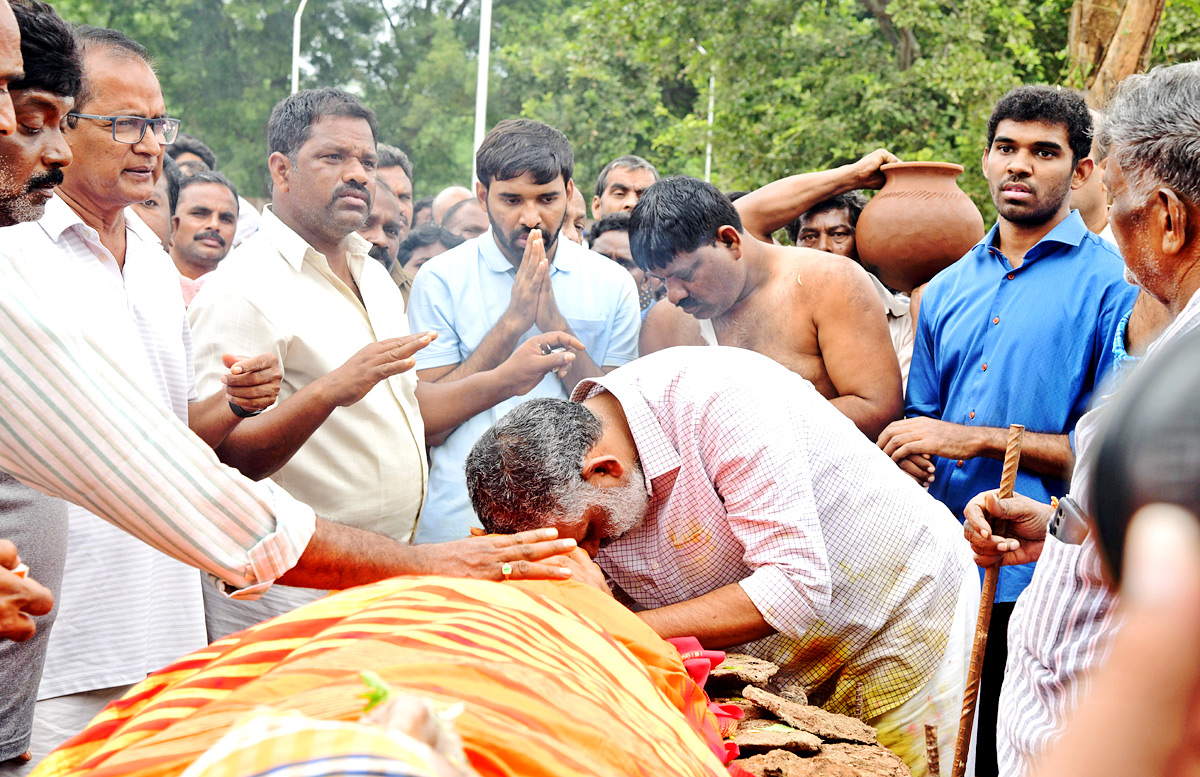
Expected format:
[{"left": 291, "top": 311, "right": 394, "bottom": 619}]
[{"left": 951, "top": 423, "right": 1024, "bottom": 777}]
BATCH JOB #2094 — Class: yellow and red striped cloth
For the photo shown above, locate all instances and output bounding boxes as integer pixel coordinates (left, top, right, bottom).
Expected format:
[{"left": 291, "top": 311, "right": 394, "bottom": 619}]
[{"left": 32, "top": 577, "right": 731, "bottom": 777}]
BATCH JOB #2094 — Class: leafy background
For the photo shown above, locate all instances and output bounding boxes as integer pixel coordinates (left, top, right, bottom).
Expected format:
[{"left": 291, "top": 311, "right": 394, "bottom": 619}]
[{"left": 53, "top": 0, "right": 1200, "bottom": 212}]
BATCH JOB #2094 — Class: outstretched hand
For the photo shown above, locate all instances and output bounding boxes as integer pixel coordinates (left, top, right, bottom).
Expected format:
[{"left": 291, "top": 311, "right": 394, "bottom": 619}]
[{"left": 420, "top": 528, "right": 577, "bottom": 581}]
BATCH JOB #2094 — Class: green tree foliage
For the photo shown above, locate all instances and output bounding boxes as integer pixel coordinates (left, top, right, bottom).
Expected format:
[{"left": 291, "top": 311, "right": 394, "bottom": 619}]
[{"left": 49, "top": 0, "right": 1186, "bottom": 207}]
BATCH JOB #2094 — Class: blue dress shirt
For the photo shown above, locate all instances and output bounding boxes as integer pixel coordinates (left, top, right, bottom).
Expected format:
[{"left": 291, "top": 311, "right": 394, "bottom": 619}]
[
  {"left": 906, "top": 210, "right": 1137, "bottom": 601},
  {"left": 407, "top": 230, "right": 641, "bottom": 543}
]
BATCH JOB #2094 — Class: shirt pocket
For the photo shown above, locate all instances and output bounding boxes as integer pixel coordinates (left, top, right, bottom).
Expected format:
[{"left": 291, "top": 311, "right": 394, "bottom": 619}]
[{"left": 566, "top": 317, "right": 606, "bottom": 352}]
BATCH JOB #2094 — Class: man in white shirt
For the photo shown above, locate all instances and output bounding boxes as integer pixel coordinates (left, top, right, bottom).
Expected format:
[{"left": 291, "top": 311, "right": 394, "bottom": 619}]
[
  {"left": 466, "top": 346, "right": 979, "bottom": 777},
  {"left": 188, "top": 90, "right": 575, "bottom": 638},
  {"left": 0, "top": 25, "right": 283, "bottom": 759}
]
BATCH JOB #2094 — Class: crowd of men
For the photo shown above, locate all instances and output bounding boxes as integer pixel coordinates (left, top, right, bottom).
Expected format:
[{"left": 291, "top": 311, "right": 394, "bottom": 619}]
[{"left": 0, "top": 1, "right": 1197, "bottom": 776}]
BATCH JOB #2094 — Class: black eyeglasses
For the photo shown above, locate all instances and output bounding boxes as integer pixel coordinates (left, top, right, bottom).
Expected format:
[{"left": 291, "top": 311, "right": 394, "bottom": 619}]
[{"left": 67, "top": 113, "right": 181, "bottom": 145}]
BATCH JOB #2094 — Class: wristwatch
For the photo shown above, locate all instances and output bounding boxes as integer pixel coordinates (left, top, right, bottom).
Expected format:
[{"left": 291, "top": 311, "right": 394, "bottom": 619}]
[
  {"left": 1048, "top": 495, "right": 1090, "bottom": 545},
  {"left": 228, "top": 400, "right": 263, "bottom": 419}
]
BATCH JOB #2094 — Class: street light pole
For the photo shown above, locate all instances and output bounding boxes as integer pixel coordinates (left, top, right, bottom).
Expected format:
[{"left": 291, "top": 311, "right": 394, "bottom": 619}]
[
  {"left": 472, "top": 0, "right": 493, "bottom": 184},
  {"left": 693, "top": 41, "right": 714, "bottom": 183},
  {"left": 705, "top": 70, "right": 714, "bottom": 183},
  {"left": 291, "top": 0, "right": 309, "bottom": 95}
]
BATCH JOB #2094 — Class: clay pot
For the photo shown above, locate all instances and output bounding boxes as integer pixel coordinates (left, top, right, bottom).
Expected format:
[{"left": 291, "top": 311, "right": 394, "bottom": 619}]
[{"left": 855, "top": 162, "right": 985, "bottom": 293}]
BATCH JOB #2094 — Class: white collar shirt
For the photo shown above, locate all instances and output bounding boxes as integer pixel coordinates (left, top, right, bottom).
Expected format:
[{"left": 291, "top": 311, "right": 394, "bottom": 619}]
[
  {"left": 189, "top": 206, "right": 427, "bottom": 542},
  {"left": 575, "top": 346, "right": 972, "bottom": 719}
]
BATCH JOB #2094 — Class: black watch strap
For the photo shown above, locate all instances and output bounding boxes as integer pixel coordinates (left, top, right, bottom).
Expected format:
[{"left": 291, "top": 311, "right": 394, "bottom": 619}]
[{"left": 228, "top": 401, "right": 263, "bottom": 418}]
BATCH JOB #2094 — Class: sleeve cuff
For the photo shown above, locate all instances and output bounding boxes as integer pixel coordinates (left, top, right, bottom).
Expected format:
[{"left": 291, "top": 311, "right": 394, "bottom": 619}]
[{"left": 738, "top": 564, "right": 819, "bottom": 640}]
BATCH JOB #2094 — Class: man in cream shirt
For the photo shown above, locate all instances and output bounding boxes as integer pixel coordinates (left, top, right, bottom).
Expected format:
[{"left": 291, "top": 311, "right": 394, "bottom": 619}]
[{"left": 188, "top": 88, "right": 431, "bottom": 639}]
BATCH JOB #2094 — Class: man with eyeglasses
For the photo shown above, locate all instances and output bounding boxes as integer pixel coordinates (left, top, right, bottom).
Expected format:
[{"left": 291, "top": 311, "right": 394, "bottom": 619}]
[{"left": 0, "top": 25, "right": 284, "bottom": 759}]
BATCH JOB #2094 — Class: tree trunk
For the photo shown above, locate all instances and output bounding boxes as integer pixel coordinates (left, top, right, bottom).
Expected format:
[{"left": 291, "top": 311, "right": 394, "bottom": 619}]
[
  {"left": 1069, "top": 0, "right": 1166, "bottom": 105},
  {"left": 861, "top": 0, "right": 921, "bottom": 71}
]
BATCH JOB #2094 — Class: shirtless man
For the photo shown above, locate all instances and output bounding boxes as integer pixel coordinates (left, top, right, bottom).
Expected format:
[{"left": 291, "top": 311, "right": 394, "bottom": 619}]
[
  {"left": 629, "top": 176, "right": 902, "bottom": 439},
  {"left": 638, "top": 151, "right": 912, "bottom": 360}
]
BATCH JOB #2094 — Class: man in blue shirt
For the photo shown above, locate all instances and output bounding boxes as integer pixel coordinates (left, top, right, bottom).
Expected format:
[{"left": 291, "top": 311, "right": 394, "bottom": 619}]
[
  {"left": 877, "top": 85, "right": 1137, "bottom": 776},
  {"left": 408, "top": 120, "right": 640, "bottom": 544}
]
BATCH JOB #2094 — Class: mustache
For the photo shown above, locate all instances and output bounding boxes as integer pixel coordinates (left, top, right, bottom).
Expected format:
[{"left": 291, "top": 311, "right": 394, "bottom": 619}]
[
  {"left": 193, "top": 230, "right": 226, "bottom": 247},
  {"left": 331, "top": 181, "right": 371, "bottom": 204},
  {"left": 368, "top": 242, "right": 391, "bottom": 265},
  {"left": 678, "top": 297, "right": 697, "bottom": 310},
  {"left": 26, "top": 168, "right": 64, "bottom": 191},
  {"left": 1000, "top": 176, "right": 1036, "bottom": 193}
]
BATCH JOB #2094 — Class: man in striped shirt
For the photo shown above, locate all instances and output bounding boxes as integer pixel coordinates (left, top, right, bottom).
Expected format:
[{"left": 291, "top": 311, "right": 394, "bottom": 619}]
[{"left": 962, "top": 62, "right": 1200, "bottom": 777}]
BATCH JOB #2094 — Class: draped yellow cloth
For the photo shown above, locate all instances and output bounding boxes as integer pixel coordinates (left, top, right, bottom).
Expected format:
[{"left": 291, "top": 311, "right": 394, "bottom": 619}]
[{"left": 31, "top": 577, "right": 730, "bottom": 777}]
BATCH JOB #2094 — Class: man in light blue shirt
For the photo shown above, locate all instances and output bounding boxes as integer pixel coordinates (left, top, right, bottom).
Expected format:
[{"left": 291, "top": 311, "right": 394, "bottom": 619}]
[{"left": 408, "top": 119, "right": 640, "bottom": 544}]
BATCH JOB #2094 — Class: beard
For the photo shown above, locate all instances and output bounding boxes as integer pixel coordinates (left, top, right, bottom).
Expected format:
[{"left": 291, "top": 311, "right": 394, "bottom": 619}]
[
  {"left": 588, "top": 462, "right": 650, "bottom": 546},
  {"left": 990, "top": 171, "right": 1073, "bottom": 228},
  {"left": 0, "top": 166, "right": 64, "bottom": 227},
  {"left": 490, "top": 209, "right": 567, "bottom": 265}
]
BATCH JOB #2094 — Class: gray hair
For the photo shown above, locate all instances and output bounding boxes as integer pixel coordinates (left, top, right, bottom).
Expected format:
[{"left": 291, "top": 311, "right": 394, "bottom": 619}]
[
  {"left": 1104, "top": 62, "right": 1200, "bottom": 203},
  {"left": 594, "top": 155, "right": 659, "bottom": 200},
  {"left": 466, "top": 398, "right": 604, "bottom": 535}
]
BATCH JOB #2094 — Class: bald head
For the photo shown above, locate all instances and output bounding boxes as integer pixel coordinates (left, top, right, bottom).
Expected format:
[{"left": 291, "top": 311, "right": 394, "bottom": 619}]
[{"left": 431, "top": 185, "right": 472, "bottom": 224}]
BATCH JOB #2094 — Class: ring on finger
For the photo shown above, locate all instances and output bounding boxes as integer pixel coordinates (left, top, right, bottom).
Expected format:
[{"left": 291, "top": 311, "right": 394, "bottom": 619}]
[{"left": 501, "top": 562, "right": 513, "bottom": 581}]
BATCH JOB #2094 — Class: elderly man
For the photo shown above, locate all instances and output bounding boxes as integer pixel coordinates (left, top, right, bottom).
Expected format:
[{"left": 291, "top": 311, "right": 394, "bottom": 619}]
[
  {"left": 407, "top": 119, "right": 639, "bottom": 545},
  {"left": 0, "top": 25, "right": 282, "bottom": 759},
  {"left": 466, "top": 346, "right": 978, "bottom": 777},
  {"left": 169, "top": 170, "right": 238, "bottom": 305},
  {"left": 630, "top": 176, "right": 902, "bottom": 440},
  {"left": 962, "top": 62, "right": 1200, "bottom": 777}
]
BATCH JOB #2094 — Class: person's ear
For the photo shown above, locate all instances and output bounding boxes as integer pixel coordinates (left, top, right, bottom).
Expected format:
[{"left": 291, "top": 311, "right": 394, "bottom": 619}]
[
  {"left": 475, "top": 180, "right": 487, "bottom": 208},
  {"left": 592, "top": 194, "right": 602, "bottom": 219},
  {"left": 565, "top": 177, "right": 575, "bottom": 201},
  {"left": 268, "top": 152, "right": 292, "bottom": 194},
  {"left": 1158, "top": 188, "right": 1189, "bottom": 257},
  {"left": 170, "top": 215, "right": 180, "bottom": 244},
  {"left": 981, "top": 146, "right": 990, "bottom": 178},
  {"left": 717, "top": 224, "right": 743, "bottom": 258},
  {"left": 581, "top": 454, "right": 625, "bottom": 485},
  {"left": 1072, "top": 157, "right": 1096, "bottom": 192}
]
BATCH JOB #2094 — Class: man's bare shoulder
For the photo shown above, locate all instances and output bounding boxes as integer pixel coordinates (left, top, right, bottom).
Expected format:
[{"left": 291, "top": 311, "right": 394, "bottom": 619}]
[{"left": 769, "top": 246, "right": 877, "bottom": 302}]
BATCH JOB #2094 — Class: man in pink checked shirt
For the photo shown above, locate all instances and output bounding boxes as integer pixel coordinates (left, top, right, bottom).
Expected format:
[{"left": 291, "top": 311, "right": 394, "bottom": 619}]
[{"left": 466, "top": 345, "right": 980, "bottom": 777}]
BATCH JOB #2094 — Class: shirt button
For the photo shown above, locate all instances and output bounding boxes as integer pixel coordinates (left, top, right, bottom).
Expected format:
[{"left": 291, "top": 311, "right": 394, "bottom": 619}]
[
  {"left": 1007, "top": 273, "right": 1015, "bottom": 280},
  {"left": 981, "top": 363, "right": 988, "bottom": 371},
  {"left": 993, "top": 317, "right": 1000, "bottom": 325},
  {"left": 957, "top": 460, "right": 965, "bottom": 468},
  {"left": 969, "top": 411, "right": 976, "bottom": 419}
]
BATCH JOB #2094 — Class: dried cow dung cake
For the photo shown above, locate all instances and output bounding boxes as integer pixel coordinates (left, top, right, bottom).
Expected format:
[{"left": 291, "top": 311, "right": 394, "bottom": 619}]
[
  {"left": 733, "top": 721, "right": 822, "bottom": 756},
  {"left": 734, "top": 744, "right": 911, "bottom": 777},
  {"left": 710, "top": 653, "right": 780, "bottom": 690},
  {"left": 742, "top": 686, "right": 878, "bottom": 745}
]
